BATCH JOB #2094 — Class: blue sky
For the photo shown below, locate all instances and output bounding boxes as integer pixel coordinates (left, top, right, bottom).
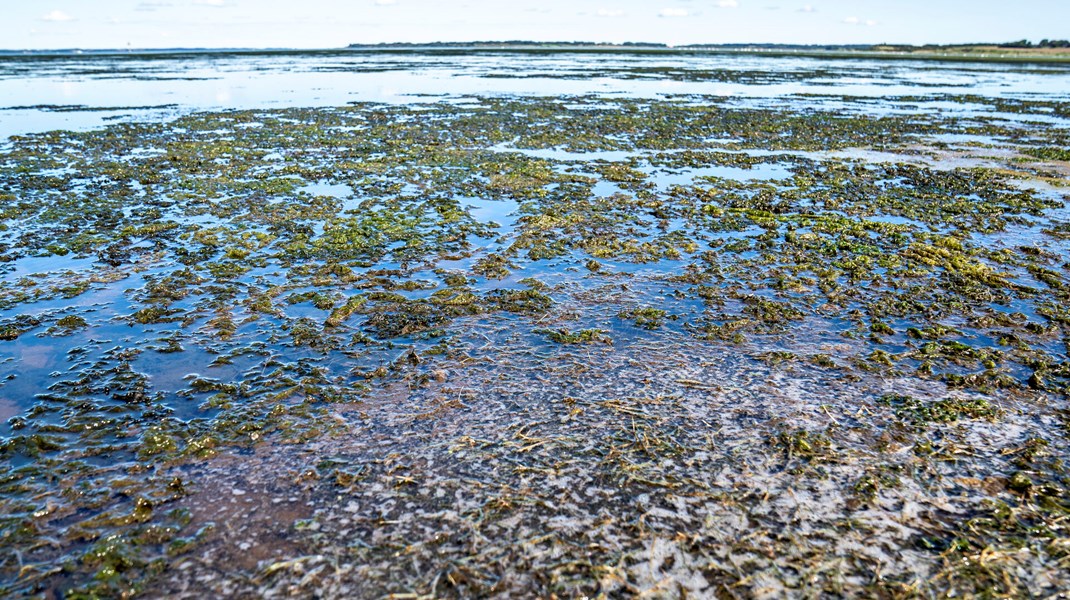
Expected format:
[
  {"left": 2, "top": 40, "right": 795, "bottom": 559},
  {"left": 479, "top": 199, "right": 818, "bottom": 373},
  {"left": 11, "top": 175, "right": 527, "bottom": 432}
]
[{"left": 4, "top": 0, "right": 1069, "bottom": 50}]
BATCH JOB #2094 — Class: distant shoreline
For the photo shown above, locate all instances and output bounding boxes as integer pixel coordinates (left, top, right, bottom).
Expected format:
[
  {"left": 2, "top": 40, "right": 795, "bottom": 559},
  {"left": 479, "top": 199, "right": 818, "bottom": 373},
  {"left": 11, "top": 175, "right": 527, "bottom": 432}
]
[
  {"left": 343, "top": 43, "right": 1070, "bottom": 64},
  {"left": 2, "top": 43, "right": 1070, "bottom": 64}
]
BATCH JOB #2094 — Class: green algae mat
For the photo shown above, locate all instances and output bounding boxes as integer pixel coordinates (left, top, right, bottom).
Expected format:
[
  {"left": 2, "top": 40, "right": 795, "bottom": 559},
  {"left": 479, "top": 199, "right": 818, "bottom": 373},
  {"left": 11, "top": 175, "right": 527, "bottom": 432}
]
[{"left": 1, "top": 58, "right": 1070, "bottom": 598}]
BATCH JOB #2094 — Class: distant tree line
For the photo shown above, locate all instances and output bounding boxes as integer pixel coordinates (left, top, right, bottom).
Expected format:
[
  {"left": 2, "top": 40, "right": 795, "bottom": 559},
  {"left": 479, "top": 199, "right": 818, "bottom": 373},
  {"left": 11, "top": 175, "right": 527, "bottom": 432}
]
[
  {"left": 345, "top": 40, "right": 1070, "bottom": 52},
  {"left": 347, "top": 41, "right": 670, "bottom": 48},
  {"left": 1000, "top": 39, "right": 1070, "bottom": 48}
]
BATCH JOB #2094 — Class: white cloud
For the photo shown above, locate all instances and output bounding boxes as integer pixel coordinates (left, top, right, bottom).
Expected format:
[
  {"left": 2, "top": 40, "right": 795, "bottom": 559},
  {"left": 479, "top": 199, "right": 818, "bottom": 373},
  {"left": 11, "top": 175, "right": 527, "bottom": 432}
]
[
  {"left": 192, "top": 0, "right": 226, "bottom": 6},
  {"left": 658, "top": 8, "right": 690, "bottom": 17},
  {"left": 842, "top": 15, "right": 877, "bottom": 26},
  {"left": 798, "top": 4, "right": 815, "bottom": 12},
  {"left": 374, "top": 0, "right": 397, "bottom": 5},
  {"left": 717, "top": 0, "right": 739, "bottom": 8},
  {"left": 596, "top": 8, "right": 626, "bottom": 17},
  {"left": 41, "top": 10, "right": 74, "bottom": 22}
]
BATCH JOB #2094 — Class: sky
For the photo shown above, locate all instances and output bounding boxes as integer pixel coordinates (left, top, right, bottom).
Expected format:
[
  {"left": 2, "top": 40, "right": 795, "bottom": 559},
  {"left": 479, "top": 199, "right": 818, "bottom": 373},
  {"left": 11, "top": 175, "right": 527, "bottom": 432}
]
[{"left": 3, "top": 0, "right": 1069, "bottom": 50}]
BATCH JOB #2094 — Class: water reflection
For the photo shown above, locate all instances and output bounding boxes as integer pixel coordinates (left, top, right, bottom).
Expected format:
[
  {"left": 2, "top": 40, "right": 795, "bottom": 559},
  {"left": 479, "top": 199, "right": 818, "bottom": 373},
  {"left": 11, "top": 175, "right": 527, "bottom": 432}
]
[{"left": 3, "top": 50, "right": 1070, "bottom": 139}]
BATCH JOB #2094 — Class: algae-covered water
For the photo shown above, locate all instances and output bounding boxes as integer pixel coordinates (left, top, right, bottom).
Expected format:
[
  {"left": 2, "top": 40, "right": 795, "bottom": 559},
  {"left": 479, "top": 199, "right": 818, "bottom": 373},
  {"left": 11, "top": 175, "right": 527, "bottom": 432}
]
[{"left": 1, "top": 49, "right": 1069, "bottom": 598}]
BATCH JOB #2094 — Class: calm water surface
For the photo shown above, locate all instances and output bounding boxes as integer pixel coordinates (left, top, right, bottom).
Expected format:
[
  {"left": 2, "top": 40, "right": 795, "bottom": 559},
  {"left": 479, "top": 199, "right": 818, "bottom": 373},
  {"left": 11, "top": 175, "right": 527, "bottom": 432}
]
[{"left": 3, "top": 50, "right": 1070, "bottom": 139}]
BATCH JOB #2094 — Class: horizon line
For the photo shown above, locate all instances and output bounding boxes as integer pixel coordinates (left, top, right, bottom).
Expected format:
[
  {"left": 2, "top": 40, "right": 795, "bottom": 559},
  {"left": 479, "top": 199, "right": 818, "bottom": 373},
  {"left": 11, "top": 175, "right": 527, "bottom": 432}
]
[{"left": 0, "top": 40, "right": 1054, "bottom": 53}]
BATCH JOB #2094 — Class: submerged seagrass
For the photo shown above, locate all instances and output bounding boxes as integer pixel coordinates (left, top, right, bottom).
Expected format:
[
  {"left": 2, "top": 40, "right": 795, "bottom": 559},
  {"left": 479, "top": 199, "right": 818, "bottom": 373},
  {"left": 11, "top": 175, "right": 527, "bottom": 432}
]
[{"left": 0, "top": 52, "right": 1069, "bottom": 597}]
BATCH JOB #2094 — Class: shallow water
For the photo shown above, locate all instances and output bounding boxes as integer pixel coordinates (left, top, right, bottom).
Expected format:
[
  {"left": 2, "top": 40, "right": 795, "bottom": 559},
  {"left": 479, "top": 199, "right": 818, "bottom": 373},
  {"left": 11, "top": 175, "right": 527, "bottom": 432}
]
[
  {"left": 4, "top": 49, "right": 1070, "bottom": 139},
  {"left": 1, "top": 49, "right": 1069, "bottom": 597}
]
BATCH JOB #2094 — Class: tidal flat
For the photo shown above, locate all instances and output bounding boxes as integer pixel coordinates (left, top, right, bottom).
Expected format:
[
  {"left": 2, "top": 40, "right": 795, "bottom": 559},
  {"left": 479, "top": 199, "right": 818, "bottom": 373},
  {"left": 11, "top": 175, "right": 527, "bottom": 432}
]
[{"left": 1, "top": 50, "right": 1069, "bottom": 598}]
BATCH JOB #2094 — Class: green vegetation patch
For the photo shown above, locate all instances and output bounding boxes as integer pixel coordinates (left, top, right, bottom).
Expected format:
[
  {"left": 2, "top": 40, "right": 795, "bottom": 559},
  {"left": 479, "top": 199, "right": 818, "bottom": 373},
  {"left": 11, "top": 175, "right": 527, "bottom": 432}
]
[
  {"left": 879, "top": 393, "right": 1002, "bottom": 426},
  {"left": 0, "top": 89, "right": 1068, "bottom": 596}
]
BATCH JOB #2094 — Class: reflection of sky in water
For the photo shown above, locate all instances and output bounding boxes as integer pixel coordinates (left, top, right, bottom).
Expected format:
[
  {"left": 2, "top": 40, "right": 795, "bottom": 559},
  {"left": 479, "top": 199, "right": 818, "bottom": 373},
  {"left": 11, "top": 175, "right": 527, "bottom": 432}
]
[{"left": 1, "top": 51, "right": 1069, "bottom": 139}]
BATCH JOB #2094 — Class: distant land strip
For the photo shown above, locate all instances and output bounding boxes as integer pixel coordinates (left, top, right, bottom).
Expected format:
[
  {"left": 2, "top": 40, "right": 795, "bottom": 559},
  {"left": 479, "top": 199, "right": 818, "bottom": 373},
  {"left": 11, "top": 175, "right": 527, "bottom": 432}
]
[{"left": 2, "top": 42, "right": 1070, "bottom": 64}]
